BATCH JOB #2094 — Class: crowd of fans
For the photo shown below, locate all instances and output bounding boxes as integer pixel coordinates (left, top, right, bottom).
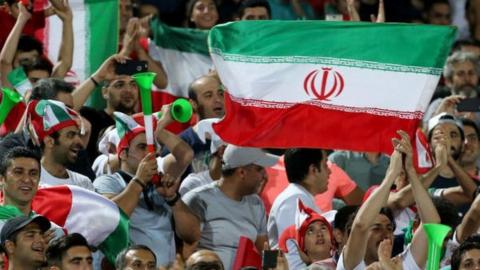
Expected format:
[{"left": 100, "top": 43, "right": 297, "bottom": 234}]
[{"left": 1, "top": 0, "right": 480, "bottom": 269}]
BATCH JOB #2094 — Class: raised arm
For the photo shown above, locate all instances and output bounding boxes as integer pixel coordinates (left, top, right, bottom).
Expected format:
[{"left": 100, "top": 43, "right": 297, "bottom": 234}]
[
  {"left": 120, "top": 17, "right": 168, "bottom": 89},
  {"left": 396, "top": 131, "right": 441, "bottom": 269},
  {"left": 456, "top": 192, "right": 480, "bottom": 243},
  {"left": 72, "top": 54, "right": 126, "bottom": 111},
  {"left": 108, "top": 152, "right": 158, "bottom": 216},
  {"left": 51, "top": 0, "right": 73, "bottom": 78},
  {"left": 0, "top": 3, "right": 31, "bottom": 88},
  {"left": 155, "top": 104, "right": 194, "bottom": 179},
  {"left": 343, "top": 142, "right": 402, "bottom": 270},
  {"left": 387, "top": 140, "right": 447, "bottom": 210}
]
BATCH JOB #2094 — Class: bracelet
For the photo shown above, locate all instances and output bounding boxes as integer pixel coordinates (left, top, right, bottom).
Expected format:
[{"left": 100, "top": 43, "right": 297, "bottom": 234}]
[
  {"left": 132, "top": 178, "right": 146, "bottom": 190},
  {"left": 165, "top": 192, "right": 180, "bottom": 206},
  {"left": 90, "top": 76, "right": 100, "bottom": 87}
]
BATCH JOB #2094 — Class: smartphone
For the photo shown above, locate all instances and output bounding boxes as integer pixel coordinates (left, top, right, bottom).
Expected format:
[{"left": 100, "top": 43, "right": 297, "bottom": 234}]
[
  {"left": 262, "top": 250, "right": 278, "bottom": 269},
  {"left": 115, "top": 60, "right": 148, "bottom": 75},
  {"left": 457, "top": 98, "right": 480, "bottom": 112}
]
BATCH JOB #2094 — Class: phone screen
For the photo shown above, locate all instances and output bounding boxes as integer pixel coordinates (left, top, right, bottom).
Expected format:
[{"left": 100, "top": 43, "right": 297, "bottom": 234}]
[{"left": 262, "top": 250, "right": 278, "bottom": 269}]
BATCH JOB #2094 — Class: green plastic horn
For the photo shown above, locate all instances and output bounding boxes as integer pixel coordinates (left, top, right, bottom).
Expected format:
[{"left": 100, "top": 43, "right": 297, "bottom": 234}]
[
  {"left": 0, "top": 88, "right": 23, "bottom": 125},
  {"left": 169, "top": 98, "right": 192, "bottom": 123},
  {"left": 154, "top": 99, "right": 193, "bottom": 123},
  {"left": 132, "top": 72, "right": 156, "bottom": 115},
  {"left": 424, "top": 223, "right": 451, "bottom": 270}
]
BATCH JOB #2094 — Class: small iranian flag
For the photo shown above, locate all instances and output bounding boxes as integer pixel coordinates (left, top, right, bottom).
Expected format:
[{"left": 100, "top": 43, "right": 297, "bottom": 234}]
[
  {"left": 7, "top": 67, "right": 32, "bottom": 96},
  {"left": 31, "top": 185, "right": 129, "bottom": 264},
  {"left": 43, "top": 0, "right": 119, "bottom": 108},
  {"left": 149, "top": 18, "right": 212, "bottom": 104},
  {"left": 210, "top": 21, "right": 455, "bottom": 153}
]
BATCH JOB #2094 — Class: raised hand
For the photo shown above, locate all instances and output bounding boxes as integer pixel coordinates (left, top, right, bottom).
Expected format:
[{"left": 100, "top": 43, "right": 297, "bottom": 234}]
[
  {"left": 134, "top": 152, "right": 158, "bottom": 186},
  {"left": 378, "top": 239, "right": 403, "bottom": 270},
  {"left": 156, "top": 173, "right": 180, "bottom": 199},
  {"left": 121, "top": 18, "right": 140, "bottom": 56},
  {"left": 17, "top": 2, "right": 32, "bottom": 22},
  {"left": 370, "top": 0, "right": 385, "bottom": 22},
  {"left": 91, "top": 54, "right": 129, "bottom": 82},
  {"left": 53, "top": 0, "right": 72, "bottom": 22}
]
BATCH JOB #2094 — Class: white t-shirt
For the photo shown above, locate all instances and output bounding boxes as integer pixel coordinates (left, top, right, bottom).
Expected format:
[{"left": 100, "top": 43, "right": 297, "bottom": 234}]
[
  {"left": 179, "top": 170, "right": 214, "bottom": 196},
  {"left": 336, "top": 245, "right": 421, "bottom": 270},
  {"left": 268, "top": 183, "right": 320, "bottom": 270},
  {"left": 40, "top": 166, "right": 94, "bottom": 191}
]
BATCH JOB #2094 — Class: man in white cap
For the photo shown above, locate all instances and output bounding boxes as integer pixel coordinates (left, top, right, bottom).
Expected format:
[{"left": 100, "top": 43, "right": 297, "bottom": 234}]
[{"left": 182, "top": 145, "right": 278, "bottom": 269}]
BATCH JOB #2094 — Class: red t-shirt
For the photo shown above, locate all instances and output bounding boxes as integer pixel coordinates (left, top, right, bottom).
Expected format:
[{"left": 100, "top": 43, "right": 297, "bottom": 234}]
[
  {"left": 0, "top": 8, "right": 46, "bottom": 50},
  {"left": 261, "top": 157, "right": 358, "bottom": 213}
]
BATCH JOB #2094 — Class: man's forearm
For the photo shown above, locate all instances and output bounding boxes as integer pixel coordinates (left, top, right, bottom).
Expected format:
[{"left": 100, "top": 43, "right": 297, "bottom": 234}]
[{"left": 172, "top": 200, "right": 200, "bottom": 244}]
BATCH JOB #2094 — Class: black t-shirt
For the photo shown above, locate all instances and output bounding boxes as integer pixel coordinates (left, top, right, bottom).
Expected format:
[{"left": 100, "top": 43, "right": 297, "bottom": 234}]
[{"left": 80, "top": 106, "right": 115, "bottom": 163}]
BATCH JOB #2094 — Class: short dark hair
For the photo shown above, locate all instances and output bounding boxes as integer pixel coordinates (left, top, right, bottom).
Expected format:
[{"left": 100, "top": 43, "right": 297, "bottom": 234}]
[
  {"left": 185, "top": 0, "right": 218, "bottom": 28},
  {"left": 345, "top": 207, "right": 396, "bottom": 238},
  {"left": 40, "top": 131, "right": 60, "bottom": 151},
  {"left": 22, "top": 56, "right": 53, "bottom": 77},
  {"left": 452, "top": 39, "right": 480, "bottom": 52},
  {"left": 46, "top": 233, "right": 92, "bottom": 266},
  {"left": 334, "top": 205, "right": 359, "bottom": 232},
  {"left": 237, "top": 0, "right": 271, "bottom": 18},
  {"left": 17, "top": 35, "right": 43, "bottom": 55},
  {"left": 433, "top": 197, "right": 461, "bottom": 230},
  {"left": 187, "top": 74, "right": 221, "bottom": 102},
  {"left": 451, "top": 234, "right": 480, "bottom": 270},
  {"left": 425, "top": 0, "right": 451, "bottom": 12},
  {"left": 462, "top": 118, "right": 480, "bottom": 139},
  {"left": 284, "top": 148, "right": 323, "bottom": 183},
  {"left": 115, "top": 245, "right": 157, "bottom": 270},
  {"left": 221, "top": 167, "right": 237, "bottom": 177},
  {"left": 0, "top": 147, "right": 40, "bottom": 176},
  {"left": 29, "top": 78, "right": 74, "bottom": 101}
]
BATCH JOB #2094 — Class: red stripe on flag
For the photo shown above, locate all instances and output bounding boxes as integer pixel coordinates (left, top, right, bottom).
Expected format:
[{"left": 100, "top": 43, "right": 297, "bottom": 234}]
[
  {"left": 213, "top": 93, "right": 420, "bottom": 154},
  {"left": 32, "top": 186, "right": 73, "bottom": 227}
]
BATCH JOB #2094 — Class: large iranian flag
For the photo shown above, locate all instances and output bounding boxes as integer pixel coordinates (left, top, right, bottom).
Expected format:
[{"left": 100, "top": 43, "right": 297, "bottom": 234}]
[
  {"left": 31, "top": 185, "right": 129, "bottom": 264},
  {"left": 149, "top": 18, "right": 211, "bottom": 105},
  {"left": 210, "top": 21, "right": 455, "bottom": 153},
  {"left": 43, "top": 0, "right": 119, "bottom": 109}
]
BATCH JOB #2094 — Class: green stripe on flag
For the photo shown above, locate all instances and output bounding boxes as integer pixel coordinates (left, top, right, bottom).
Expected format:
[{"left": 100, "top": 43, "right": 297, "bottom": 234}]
[
  {"left": 86, "top": 0, "right": 119, "bottom": 109},
  {"left": 98, "top": 209, "right": 129, "bottom": 264},
  {"left": 150, "top": 18, "right": 209, "bottom": 55},
  {"left": 0, "top": 205, "right": 24, "bottom": 219},
  {"left": 208, "top": 21, "right": 456, "bottom": 69}
]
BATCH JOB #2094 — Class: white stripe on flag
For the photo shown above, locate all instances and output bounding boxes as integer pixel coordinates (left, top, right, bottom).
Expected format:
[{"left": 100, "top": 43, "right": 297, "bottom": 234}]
[
  {"left": 64, "top": 186, "right": 120, "bottom": 245},
  {"left": 149, "top": 43, "right": 212, "bottom": 97},
  {"left": 46, "top": 0, "right": 87, "bottom": 80},
  {"left": 212, "top": 55, "right": 439, "bottom": 114}
]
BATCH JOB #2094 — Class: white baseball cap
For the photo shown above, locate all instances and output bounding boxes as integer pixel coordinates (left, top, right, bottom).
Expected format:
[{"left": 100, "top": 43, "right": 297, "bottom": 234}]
[{"left": 222, "top": 145, "right": 279, "bottom": 169}]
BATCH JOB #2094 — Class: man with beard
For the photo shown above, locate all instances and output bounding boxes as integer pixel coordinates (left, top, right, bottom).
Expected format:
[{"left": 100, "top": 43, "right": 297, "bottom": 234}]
[
  {"left": 424, "top": 51, "right": 480, "bottom": 124},
  {"left": 162, "top": 72, "right": 225, "bottom": 174},
  {"left": 28, "top": 99, "right": 94, "bottom": 191},
  {"left": 427, "top": 113, "right": 477, "bottom": 200},
  {"left": 459, "top": 118, "right": 480, "bottom": 178},
  {"left": 77, "top": 55, "right": 140, "bottom": 161}
]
